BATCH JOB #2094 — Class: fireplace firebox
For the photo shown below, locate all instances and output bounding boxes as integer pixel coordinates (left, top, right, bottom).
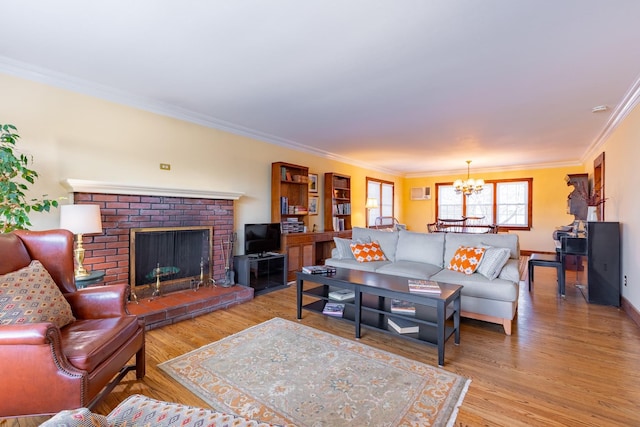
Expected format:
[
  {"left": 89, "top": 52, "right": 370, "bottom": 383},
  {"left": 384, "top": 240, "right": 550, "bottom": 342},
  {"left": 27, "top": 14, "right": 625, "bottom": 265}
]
[{"left": 130, "top": 226, "right": 213, "bottom": 299}]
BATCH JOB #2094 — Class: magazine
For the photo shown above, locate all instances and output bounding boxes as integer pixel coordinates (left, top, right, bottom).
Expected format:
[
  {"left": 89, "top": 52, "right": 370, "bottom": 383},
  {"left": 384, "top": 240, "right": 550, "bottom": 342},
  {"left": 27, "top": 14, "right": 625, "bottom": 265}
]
[
  {"left": 390, "top": 299, "right": 415, "bottom": 315},
  {"left": 328, "top": 289, "right": 355, "bottom": 302},
  {"left": 408, "top": 279, "right": 441, "bottom": 294},
  {"left": 322, "top": 302, "right": 345, "bottom": 317},
  {"left": 302, "top": 265, "right": 337, "bottom": 275}
]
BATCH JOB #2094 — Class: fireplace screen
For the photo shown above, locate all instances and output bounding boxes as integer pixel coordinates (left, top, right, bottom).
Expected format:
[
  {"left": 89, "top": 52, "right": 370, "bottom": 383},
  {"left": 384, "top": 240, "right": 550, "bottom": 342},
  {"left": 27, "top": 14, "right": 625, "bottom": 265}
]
[{"left": 130, "top": 226, "right": 213, "bottom": 293}]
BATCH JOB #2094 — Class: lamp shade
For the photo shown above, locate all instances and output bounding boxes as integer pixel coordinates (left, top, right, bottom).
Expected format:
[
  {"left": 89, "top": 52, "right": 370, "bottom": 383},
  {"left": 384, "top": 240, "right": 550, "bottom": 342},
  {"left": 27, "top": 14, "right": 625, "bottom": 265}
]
[
  {"left": 60, "top": 204, "right": 103, "bottom": 235},
  {"left": 365, "top": 198, "right": 379, "bottom": 209}
]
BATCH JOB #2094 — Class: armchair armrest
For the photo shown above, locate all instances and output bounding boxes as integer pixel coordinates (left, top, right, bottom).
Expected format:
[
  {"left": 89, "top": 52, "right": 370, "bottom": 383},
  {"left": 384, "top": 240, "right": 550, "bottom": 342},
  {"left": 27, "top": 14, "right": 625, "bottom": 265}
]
[
  {"left": 0, "top": 323, "right": 56, "bottom": 345},
  {"left": 66, "top": 284, "right": 129, "bottom": 319}
]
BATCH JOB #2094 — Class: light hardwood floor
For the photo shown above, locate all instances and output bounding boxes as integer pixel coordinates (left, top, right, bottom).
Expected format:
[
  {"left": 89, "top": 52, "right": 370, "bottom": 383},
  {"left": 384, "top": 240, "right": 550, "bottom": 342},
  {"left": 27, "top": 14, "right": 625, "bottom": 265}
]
[{"left": 4, "top": 267, "right": 640, "bottom": 426}]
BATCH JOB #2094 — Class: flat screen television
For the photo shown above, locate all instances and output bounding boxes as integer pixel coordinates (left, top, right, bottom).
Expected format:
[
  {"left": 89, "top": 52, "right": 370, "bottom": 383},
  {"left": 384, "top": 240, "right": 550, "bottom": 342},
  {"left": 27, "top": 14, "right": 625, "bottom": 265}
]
[{"left": 244, "top": 223, "right": 281, "bottom": 257}]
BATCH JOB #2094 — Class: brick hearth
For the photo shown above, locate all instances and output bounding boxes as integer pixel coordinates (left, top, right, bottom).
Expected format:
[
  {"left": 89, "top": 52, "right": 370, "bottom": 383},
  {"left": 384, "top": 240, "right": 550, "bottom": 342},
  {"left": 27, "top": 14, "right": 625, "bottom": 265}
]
[{"left": 127, "top": 285, "right": 254, "bottom": 330}]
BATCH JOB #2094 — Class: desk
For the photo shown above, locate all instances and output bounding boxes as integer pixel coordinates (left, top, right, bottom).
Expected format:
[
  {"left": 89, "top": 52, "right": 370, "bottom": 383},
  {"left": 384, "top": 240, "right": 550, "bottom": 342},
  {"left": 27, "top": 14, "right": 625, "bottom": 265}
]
[{"left": 75, "top": 270, "right": 106, "bottom": 289}]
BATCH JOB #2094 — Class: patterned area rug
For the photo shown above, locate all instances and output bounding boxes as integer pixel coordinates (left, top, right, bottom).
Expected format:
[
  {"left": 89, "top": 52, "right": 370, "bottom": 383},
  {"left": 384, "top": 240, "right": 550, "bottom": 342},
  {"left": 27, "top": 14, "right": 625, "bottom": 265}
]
[{"left": 159, "top": 318, "right": 470, "bottom": 427}]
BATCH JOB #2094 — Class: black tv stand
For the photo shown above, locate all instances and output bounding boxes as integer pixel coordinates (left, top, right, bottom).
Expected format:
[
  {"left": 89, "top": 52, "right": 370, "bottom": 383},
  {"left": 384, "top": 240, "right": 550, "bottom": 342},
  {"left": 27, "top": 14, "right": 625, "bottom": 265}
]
[{"left": 234, "top": 253, "right": 288, "bottom": 295}]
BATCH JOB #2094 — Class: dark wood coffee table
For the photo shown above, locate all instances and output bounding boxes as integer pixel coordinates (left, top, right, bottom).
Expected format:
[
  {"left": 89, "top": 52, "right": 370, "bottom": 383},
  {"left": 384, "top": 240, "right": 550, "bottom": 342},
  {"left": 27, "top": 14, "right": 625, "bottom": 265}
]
[{"left": 296, "top": 268, "right": 462, "bottom": 366}]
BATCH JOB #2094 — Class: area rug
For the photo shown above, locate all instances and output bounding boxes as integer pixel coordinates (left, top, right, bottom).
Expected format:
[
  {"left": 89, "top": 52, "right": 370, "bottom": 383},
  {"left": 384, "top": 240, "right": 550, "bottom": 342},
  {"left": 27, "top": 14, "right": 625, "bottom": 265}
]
[{"left": 159, "top": 317, "right": 470, "bottom": 427}]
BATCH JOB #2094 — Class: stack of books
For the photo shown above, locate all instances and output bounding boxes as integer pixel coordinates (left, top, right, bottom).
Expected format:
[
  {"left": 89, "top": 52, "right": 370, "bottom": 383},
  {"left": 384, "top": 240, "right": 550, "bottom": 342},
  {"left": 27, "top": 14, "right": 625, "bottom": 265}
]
[
  {"left": 390, "top": 299, "right": 415, "bottom": 315},
  {"left": 328, "top": 288, "right": 355, "bottom": 302},
  {"left": 301, "top": 265, "right": 337, "bottom": 275},
  {"left": 408, "top": 279, "right": 441, "bottom": 294},
  {"left": 322, "top": 302, "right": 345, "bottom": 317},
  {"left": 281, "top": 218, "right": 305, "bottom": 233},
  {"left": 388, "top": 317, "right": 419, "bottom": 334}
]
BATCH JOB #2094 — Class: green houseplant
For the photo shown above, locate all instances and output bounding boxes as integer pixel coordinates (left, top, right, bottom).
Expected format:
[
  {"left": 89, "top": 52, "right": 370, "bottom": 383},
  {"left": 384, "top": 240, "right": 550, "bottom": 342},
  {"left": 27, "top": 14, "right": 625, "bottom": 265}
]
[{"left": 0, "top": 123, "right": 58, "bottom": 233}]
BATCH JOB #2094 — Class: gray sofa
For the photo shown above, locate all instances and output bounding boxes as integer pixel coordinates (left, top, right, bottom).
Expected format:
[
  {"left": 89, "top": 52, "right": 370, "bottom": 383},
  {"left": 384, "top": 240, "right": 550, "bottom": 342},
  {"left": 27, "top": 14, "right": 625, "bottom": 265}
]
[{"left": 325, "top": 227, "right": 521, "bottom": 335}]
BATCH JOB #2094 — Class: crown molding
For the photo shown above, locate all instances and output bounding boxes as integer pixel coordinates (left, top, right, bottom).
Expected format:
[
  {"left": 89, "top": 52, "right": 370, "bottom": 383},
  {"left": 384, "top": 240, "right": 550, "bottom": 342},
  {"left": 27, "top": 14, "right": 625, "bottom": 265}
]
[
  {"left": 582, "top": 73, "right": 640, "bottom": 163},
  {"left": 0, "top": 56, "right": 397, "bottom": 176},
  {"left": 61, "top": 179, "right": 244, "bottom": 200}
]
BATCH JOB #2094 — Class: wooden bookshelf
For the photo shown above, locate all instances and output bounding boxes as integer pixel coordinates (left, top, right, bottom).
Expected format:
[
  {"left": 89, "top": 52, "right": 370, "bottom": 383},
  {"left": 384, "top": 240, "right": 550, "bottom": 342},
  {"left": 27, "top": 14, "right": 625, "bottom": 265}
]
[
  {"left": 271, "top": 162, "right": 309, "bottom": 231},
  {"left": 324, "top": 173, "right": 352, "bottom": 232}
]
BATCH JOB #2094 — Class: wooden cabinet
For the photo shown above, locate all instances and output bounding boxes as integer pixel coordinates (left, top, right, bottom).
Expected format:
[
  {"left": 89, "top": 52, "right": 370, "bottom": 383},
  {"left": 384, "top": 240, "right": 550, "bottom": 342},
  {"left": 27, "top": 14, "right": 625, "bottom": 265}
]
[
  {"left": 324, "top": 173, "right": 352, "bottom": 232},
  {"left": 282, "top": 233, "right": 315, "bottom": 281},
  {"left": 271, "top": 162, "right": 309, "bottom": 231},
  {"left": 281, "top": 230, "right": 353, "bottom": 281}
]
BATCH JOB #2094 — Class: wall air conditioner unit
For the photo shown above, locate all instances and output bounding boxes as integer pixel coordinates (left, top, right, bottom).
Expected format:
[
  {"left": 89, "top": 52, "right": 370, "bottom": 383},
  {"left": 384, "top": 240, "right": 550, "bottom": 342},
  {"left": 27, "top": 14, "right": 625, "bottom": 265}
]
[{"left": 410, "top": 187, "right": 431, "bottom": 201}]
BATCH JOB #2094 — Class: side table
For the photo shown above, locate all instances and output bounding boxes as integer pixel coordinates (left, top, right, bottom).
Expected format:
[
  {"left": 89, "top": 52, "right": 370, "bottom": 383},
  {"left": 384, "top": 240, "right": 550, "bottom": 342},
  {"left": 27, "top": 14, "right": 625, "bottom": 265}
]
[{"left": 75, "top": 270, "right": 106, "bottom": 289}]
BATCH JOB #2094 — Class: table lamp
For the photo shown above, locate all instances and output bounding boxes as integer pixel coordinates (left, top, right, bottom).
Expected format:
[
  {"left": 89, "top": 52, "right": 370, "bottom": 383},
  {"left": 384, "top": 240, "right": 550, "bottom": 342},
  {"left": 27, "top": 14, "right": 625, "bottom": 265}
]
[{"left": 60, "top": 204, "right": 103, "bottom": 278}]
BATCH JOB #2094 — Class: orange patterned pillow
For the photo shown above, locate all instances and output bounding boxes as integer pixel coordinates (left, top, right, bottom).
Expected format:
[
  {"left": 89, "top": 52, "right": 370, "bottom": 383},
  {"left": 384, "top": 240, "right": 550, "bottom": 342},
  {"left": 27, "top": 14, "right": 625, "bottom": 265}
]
[
  {"left": 350, "top": 241, "right": 387, "bottom": 262},
  {"left": 447, "top": 246, "right": 486, "bottom": 275}
]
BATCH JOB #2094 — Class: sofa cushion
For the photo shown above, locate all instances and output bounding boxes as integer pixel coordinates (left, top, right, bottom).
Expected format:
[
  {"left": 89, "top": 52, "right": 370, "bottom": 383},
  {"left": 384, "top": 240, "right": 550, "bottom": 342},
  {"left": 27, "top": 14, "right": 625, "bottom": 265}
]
[
  {"left": 431, "top": 269, "right": 519, "bottom": 302},
  {"left": 0, "top": 260, "right": 76, "bottom": 328},
  {"left": 325, "top": 257, "right": 389, "bottom": 272},
  {"left": 395, "top": 230, "right": 445, "bottom": 267},
  {"left": 350, "top": 241, "right": 387, "bottom": 262},
  {"left": 352, "top": 227, "right": 399, "bottom": 261},
  {"left": 376, "top": 260, "right": 442, "bottom": 279},
  {"left": 477, "top": 247, "right": 511, "bottom": 280},
  {"left": 61, "top": 316, "right": 141, "bottom": 371},
  {"left": 444, "top": 233, "right": 519, "bottom": 265},
  {"left": 447, "top": 246, "right": 486, "bottom": 275}
]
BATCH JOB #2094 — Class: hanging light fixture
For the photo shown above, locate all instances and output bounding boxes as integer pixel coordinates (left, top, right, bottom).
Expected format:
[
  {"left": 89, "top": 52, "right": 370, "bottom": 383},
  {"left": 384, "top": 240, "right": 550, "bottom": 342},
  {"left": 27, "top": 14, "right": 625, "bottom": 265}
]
[{"left": 453, "top": 160, "right": 484, "bottom": 196}]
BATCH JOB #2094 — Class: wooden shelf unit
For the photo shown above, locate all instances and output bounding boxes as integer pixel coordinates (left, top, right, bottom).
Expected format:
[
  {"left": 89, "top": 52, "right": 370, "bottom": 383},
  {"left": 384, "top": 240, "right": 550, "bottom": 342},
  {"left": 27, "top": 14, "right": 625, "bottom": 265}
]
[
  {"left": 324, "top": 173, "right": 352, "bottom": 232},
  {"left": 271, "top": 162, "right": 309, "bottom": 231}
]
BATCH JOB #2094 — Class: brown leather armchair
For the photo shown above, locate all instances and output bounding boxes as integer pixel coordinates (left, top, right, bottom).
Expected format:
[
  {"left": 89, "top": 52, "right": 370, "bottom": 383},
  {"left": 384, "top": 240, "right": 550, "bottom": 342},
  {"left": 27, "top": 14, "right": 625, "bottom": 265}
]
[{"left": 0, "top": 229, "right": 145, "bottom": 417}]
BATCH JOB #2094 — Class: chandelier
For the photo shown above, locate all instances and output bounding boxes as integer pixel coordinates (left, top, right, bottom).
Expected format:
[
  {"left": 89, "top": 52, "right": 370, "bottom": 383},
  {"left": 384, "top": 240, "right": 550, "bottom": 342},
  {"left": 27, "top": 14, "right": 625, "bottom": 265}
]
[{"left": 453, "top": 160, "right": 484, "bottom": 196}]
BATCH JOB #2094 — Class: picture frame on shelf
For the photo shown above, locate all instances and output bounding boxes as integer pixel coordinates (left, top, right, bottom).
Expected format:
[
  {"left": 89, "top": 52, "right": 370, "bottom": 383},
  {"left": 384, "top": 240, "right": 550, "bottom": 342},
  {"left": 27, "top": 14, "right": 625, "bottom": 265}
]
[
  {"left": 309, "top": 196, "right": 319, "bottom": 215},
  {"left": 309, "top": 173, "right": 318, "bottom": 193}
]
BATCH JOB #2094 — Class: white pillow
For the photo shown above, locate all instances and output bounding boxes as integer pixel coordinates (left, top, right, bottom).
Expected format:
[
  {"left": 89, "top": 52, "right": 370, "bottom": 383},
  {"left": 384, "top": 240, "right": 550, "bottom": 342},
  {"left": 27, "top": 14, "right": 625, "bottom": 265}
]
[
  {"left": 477, "top": 246, "right": 511, "bottom": 280},
  {"left": 333, "top": 236, "right": 370, "bottom": 259}
]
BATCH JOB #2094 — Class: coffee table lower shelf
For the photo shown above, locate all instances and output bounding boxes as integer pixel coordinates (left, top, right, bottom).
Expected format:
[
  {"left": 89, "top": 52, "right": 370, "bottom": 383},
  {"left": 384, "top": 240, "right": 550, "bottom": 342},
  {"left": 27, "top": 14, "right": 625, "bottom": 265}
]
[{"left": 296, "top": 271, "right": 462, "bottom": 366}]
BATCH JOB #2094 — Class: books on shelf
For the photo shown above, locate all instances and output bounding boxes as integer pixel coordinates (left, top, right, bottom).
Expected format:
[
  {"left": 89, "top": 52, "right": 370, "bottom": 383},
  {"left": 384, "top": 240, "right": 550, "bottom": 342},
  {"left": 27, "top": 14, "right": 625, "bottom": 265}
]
[
  {"left": 322, "top": 302, "right": 345, "bottom": 317},
  {"left": 332, "top": 217, "right": 346, "bottom": 231},
  {"left": 390, "top": 299, "right": 415, "bottom": 315},
  {"left": 408, "top": 279, "right": 441, "bottom": 294},
  {"left": 302, "top": 265, "right": 337, "bottom": 275},
  {"left": 281, "top": 220, "right": 305, "bottom": 233},
  {"left": 280, "top": 196, "right": 289, "bottom": 214},
  {"left": 328, "top": 288, "right": 355, "bottom": 302},
  {"left": 388, "top": 317, "right": 419, "bottom": 334}
]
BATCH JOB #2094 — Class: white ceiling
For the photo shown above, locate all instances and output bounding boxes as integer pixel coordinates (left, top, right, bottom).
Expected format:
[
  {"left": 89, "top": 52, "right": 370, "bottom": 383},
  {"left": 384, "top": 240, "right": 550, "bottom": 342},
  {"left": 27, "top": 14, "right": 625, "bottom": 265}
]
[{"left": 1, "top": 1, "right": 640, "bottom": 176}]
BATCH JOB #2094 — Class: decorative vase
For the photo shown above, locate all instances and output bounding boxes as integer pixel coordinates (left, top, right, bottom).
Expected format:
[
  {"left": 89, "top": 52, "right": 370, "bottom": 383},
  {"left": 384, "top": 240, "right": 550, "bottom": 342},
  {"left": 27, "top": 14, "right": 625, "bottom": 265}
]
[{"left": 587, "top": 206, "right": 598, "bottom": 221}]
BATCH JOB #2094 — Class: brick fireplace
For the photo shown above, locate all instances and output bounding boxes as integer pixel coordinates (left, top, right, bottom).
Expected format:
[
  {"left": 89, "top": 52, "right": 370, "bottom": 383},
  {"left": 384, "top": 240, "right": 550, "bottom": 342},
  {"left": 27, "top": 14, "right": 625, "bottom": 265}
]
[{"left": 62, "top": 179, "right": 242, "bottom": 290}]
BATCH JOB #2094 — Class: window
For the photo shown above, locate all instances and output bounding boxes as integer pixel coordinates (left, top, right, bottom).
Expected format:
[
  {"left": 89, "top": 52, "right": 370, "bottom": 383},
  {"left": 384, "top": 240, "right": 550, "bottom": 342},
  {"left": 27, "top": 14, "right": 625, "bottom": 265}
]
[
  {"left": 435, "top": 178, "right": 532, "bottom": 230},
  {"left": 366, "top": 178, "right": 394, "bottom": 227}
]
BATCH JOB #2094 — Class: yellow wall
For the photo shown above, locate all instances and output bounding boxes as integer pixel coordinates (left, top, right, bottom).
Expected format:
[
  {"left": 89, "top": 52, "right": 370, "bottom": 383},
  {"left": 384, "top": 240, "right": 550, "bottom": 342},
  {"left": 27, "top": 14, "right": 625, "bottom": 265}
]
[
  {"left": 0, "top": 73, "right": 399, "bottom": 244},
  {"left": 402, "top": 166, "right": 584, "bottom": 252}
]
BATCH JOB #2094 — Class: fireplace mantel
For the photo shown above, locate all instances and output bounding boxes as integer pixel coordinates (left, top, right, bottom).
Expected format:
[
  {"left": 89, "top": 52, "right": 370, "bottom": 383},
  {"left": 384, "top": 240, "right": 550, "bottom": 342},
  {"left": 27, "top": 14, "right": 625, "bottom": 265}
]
[{"left": 61, "top": 179, "right": 244, "bottom": 200}]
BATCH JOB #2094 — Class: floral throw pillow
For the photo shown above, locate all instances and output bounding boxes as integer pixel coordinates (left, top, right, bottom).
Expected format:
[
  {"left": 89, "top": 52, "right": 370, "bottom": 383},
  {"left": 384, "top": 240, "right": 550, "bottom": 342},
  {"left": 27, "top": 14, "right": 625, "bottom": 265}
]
[
  {"left": 447, "top": 246, "right": 486, "bottom": 275},
  {"left": 0, "top": 260, "right": 76, "bottom": 328},
  {"left": 350, "top": 241, "right": 387, "bottom": 263}
]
